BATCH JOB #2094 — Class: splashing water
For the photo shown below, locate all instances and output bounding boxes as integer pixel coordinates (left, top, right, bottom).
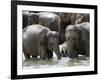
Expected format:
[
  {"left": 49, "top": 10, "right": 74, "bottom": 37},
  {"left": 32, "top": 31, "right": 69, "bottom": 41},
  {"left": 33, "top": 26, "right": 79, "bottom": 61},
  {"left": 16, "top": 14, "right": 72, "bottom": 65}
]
[{"left": 23, "top": 53, "right": 89, "bottom": 69}]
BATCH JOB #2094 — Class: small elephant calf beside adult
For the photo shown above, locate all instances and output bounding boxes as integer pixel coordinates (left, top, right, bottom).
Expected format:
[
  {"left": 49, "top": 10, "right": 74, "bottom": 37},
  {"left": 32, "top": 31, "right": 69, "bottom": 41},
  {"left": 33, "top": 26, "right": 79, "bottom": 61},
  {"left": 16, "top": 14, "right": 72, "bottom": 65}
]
[{"left": 23, "top": 24, "right": 61, "bottom": 60}]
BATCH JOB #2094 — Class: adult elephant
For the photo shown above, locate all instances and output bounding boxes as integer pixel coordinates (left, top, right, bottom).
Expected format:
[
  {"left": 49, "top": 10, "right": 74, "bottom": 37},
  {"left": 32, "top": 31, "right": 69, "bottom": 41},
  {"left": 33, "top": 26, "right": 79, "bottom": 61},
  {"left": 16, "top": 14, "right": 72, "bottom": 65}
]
[
  {"left": 57, "top": 13, "right": 72, "bottom": 44},
  {"left": 65, "top": 22, "right": 90, "bottom": 58},
  {"left": 23, "top": 24, "right": 61, "bottom": 60},
  {"left": 38, "top": 12, "right": 60, "bottom": 31},
  {"left": 28, "top": 11, "right": 39, "bottom": 25},
  {"left": 22, "top": 11, "right": 29, "bottom": 28},
  {"left": 28, "top": 12, "right": 63, "bottom": 44},
  {"left": 75, "top": 14, "right": 89, "bottom": 24},
  {"left": 28, "top": 12, "right": 60, "bottom": 31},
  {"left": 58, "top": 13, "right": 89, "bottom": 44}
]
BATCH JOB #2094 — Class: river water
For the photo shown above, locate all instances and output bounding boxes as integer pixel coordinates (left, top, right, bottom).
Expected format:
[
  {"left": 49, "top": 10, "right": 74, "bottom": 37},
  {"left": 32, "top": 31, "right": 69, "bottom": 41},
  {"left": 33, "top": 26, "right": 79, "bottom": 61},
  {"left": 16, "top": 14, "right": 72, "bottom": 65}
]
[{"left": 23, "top": 52, "right": 89, "bottom": 69}]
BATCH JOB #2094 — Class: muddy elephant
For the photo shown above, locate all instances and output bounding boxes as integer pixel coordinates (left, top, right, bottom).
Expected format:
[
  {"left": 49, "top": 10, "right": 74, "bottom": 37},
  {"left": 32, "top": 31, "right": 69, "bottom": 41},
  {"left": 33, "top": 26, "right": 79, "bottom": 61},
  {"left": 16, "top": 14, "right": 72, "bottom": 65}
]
[
  {"left": 23, "top": 24, "right": 61, "bottom": 60},
  {"left": 65, "top": 22, "right": 89, "bottom": 58}
]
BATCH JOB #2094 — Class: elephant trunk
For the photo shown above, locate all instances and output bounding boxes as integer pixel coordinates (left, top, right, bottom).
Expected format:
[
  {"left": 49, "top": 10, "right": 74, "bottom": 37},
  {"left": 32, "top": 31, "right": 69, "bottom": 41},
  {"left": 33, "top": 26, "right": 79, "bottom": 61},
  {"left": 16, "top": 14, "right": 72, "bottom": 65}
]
[{"left": 53, "top": 44, "right": 61, "bottom": 60}]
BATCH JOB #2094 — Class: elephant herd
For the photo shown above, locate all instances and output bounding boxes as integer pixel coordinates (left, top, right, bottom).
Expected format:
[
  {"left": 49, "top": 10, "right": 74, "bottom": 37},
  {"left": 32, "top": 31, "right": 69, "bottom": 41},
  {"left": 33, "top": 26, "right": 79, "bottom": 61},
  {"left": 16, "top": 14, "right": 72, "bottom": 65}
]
[{"left": 23, "top": 11, "right": 90, "bottom": 60}]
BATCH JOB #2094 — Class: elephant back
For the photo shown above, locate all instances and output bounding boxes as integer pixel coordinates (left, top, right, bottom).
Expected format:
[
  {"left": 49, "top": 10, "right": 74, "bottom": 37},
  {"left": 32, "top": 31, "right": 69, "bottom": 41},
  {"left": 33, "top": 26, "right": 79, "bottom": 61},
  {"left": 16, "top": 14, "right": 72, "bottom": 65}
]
[{"left": 38, "top": 12, "right": 60, "bottom": 31}]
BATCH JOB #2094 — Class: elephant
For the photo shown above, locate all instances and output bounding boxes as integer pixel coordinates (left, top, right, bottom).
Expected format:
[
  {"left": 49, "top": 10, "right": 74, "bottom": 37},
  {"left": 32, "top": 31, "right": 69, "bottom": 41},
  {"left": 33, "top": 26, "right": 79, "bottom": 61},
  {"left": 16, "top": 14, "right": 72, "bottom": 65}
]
[
  {"left": 75, "top": 14, "right": 89, "bottom": 24},
  {"left": 27, "top": 12, "right": 63, "bottom": 44},
  {"left": 28, "top": 12, "right": 39, "bottom": 25},
  {"left": 27, "top": 12, "right": 60, "bottom": 31},
  {"left": 70, "top": 13, "right": 89, "bottom": 25},
  {"left": 57, "top": 13, "right": 72, "bottom": 44},
  {"left": 22, "top": 11, "right": 29, "bottom": 28},
  {"left": 23, "top": 24, "right": 61, "bottom": 60},
  {"left": 38, "top": 12, "right": 60, "bottom": 31},
  {"left": 24, "top": 12, "right": 89, "bottom": 45},
  {"left": 60, "top": 42, "right": 68, "bottom": 57},
  {"left": 57, "top": 13, "right": 89, "bottom": 44},
  {"left": 65, "top": 22, "right": 90, "bottom": 58}
]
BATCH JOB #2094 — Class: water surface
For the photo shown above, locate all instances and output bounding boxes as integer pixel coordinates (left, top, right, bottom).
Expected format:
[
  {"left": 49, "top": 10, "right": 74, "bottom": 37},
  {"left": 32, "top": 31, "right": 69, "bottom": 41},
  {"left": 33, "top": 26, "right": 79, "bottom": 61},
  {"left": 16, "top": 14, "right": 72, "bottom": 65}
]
[{"left": 23, "top": 54, "right": 89, "bottom": 69}]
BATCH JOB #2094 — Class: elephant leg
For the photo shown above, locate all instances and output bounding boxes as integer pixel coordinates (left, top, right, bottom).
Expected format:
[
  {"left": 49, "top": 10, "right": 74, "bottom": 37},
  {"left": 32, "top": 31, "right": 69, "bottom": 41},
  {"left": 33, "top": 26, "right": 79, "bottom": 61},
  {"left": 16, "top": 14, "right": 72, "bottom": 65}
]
[
  {"left": 67, "top": 42, "right": 79, "bottom": 58},
  {"left": 23, "top": 46, "right": 30, "bottom": 59},
  {"left": 68, "top": 50, "right": 79, "bottom": 58},
  {"left": 38, "top": 45, "right": 47, "bottom": 60},
  {"left": 86, "top": 42, "right": 90, "bottom": 57},
  {"left": 32, "top": 55, "right": 37, "bottom": 58},
  {"left": 31, "top": 51, "right": 38, "bottom": 58},
  {"left": 61, "top": 50, "right": 65, "bottom": 57},
  {"left": 65, "top": 50, "right": 68, "bottom": 57},
  {"left": 85, "top": 45, "right": 89, "bottom": 57},
  {"left": 46, "top": 50, "right": 53, "bottom": 59},
  {"left": 61, "top": 49, "right": 68, "bottom": 57},
  {"left": 82, "top": 41, "right": 89, "bottom": 57}
]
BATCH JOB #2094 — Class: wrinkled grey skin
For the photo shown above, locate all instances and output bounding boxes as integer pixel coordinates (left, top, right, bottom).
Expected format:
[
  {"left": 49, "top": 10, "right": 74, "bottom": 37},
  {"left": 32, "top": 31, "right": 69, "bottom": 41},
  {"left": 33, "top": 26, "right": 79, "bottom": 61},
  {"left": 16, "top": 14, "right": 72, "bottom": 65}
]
[
  {"left": 28, "top": 12, "right": 60, "bottom": 31},
  {"left": 57, "top": 13, "right": 71, "bottom": 44},
  {"left": 65, "top": 22, "right": 89, "bottom": 58},
  {"left": 26, "top": 12, "right": 89, "bottom": 45},
  {"left": 28, "top": 12, "right": 38, "bottom": 25},
  {"left": 38, "top": 12, "right": 60, "bottom": 31},
  {"left": 70, "top": 13, "right": 89, "bottom": 25},
  {"left": 23, "top": 24, "right": 61, "bottom": 60},
  {"left": 75, "top": 14, "right": 89, "bottom": 24},
  {"left": 28, "top": 12, "right": 62, "bottom": 44},
  {"left": 56, "top": 13, "right": 89, "bottom": 44}
]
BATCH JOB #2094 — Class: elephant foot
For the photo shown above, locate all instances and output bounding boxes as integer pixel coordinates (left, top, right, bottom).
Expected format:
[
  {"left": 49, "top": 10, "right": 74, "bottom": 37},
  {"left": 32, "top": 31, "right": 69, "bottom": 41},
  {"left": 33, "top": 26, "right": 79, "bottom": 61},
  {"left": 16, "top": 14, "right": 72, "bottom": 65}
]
[
  {"left": 40, "top": 54, "right": 46, "bottom": 60},
  {"left": 61, "top": 50, "right": 68, "bottom": 57},
  {"left": 40, "top": 57, "right": 46, "bottom": 60},
  {"left": 32, "top": 55, "right": 37, "bottom": 58},
  {"left": 47, "top": 50, "right": 53, "bottom": 59},
  {"left": 57, "top": 56, "right": 61, "bottom": 60},
  {"left": 56, "top": 53, "right": 61, "bottom": 60},
  {"left": 85, "top": 52, "right": 89, "bottom": 57},
  {"left": 32, "top": 55, "right": 38, "bottom": 60},
  {"left": 61, "top": 50, "right": 64, "bottom": 57},
  {"left": 24, "top": 53, "right": 30, "bottom": 59},
  {"left": 68, "top": 50, "right": 79, "bottom": 58},
  {"left": 65, "top": 50, "right": 68, "bottom": 57},
  {"left": 85, "top": 49, "right": 89, "bottom": 57},
  {"left": 23, "top": 49, "right": 30, "bottom": 59},
  {"left": 23, "top": 45, "right": 30, "bottom": 59}
]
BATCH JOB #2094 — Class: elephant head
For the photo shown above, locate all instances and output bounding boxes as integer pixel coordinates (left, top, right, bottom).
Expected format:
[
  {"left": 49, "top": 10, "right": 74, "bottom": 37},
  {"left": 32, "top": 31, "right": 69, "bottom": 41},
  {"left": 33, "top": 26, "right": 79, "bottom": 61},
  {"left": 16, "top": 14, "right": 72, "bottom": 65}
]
[{"left": 46, "top": 31, "right": 61, "bottom": 60}]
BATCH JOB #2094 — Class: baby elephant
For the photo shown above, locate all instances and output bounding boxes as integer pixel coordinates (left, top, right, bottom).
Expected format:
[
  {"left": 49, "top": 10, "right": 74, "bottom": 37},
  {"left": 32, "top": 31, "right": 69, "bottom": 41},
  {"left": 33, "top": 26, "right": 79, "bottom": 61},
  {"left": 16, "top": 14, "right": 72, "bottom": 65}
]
[
  {"left": 65, "top": 22, "right": 89, "bottom": 58},
  {"left": 60, "top": 42, "right": 68, "bottom": 57},
  {"left": 23, "top": 24, "right": 61, "bottom": 60}
]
